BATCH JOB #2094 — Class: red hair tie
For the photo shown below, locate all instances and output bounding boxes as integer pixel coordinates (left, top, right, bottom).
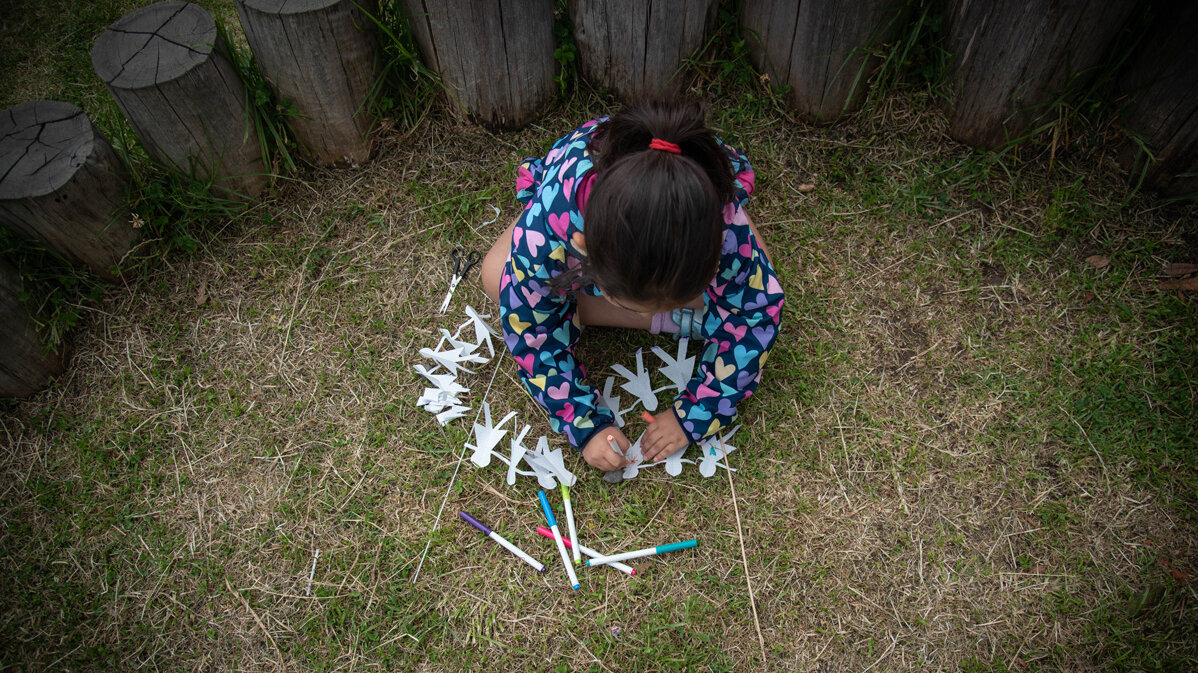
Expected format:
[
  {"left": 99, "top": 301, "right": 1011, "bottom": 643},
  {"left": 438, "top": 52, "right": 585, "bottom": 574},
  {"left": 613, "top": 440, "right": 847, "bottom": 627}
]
[{"left": 649, "top": 138, "right": 681, "bottom": 154}]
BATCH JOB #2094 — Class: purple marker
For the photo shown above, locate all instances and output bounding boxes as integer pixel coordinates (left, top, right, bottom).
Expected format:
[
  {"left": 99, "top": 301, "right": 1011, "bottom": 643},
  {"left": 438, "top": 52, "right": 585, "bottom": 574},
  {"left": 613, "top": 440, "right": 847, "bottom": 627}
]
[{"left": 459, "top": 511, "right": 546, "bottom": 573}]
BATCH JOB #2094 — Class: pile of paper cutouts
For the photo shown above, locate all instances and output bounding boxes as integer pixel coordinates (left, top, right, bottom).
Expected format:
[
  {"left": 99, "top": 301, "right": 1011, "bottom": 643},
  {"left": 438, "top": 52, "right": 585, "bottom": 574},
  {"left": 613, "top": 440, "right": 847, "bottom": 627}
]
[{"left": 417, "top": 307, "right": 740, "bottom": 485}]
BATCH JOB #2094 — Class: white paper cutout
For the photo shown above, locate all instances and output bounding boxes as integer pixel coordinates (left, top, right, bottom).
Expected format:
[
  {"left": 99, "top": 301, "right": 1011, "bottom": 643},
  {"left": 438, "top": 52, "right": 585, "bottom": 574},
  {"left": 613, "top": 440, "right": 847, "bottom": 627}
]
[
  {"left": 461, "top": 306, "right": 499, "bottom": 358},
  {"left": 598, "top": 377, "right": 625, "bottom": 427},
  {"left": 504, "top": 425, "right": 540, "bottom": 485},
  {"left": 698, "top": 425, "right": 740, "bottom": 477},
  {"left": 418, "top": 387, "right": 461, "bottom": 412},
  {"left": 621, "top": 433, "right": 647, "bottom": 479},
  {"left": 436, "top": 405, "right": 471, "bottom": 425},
  {"left": 467, "top": 403, "right": 516, "bottom": 468},
  {"left": 413, "top": 364, "right": 468, "bottom": 396},
  {"left": 652, "top": 338, "right": 696, "bottom": 393},
  {"left": 662, "top": 444, "right": 691, "bottom": 476},
  {"left": 611, "top": 349, "right": 658, "bottom": 412}
]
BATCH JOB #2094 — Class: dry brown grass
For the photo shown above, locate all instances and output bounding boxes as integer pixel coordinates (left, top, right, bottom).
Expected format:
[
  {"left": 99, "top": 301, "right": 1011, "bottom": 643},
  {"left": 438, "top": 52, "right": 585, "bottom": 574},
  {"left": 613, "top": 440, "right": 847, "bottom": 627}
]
[{"left": 1, "top": 55, "right": 1196, "bottom": 673}]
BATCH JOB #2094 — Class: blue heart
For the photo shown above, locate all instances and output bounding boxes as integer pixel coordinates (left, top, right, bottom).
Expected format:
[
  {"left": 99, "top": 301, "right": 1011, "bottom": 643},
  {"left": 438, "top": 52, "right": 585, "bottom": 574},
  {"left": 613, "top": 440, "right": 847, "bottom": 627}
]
[
  {"left": 575, "top": 158, "right": 592, "bottom": 175},
  {"left": 540, "top": 182, "right": 560, "bottom": 210},
  {"left": 529, "top": 202, "right": 542, "bottom": 220},
  {"left": 543, "top": 165, "right": 560, "bottom": 185},
  {"left": 733, "top": 344, "right": 755, "bottom": 369},
  {"left": 687, "top": 405, "right": 713, "bottom": 422},
  {"left": 552, "top": 321, "right": 572, "bottom": 345}
]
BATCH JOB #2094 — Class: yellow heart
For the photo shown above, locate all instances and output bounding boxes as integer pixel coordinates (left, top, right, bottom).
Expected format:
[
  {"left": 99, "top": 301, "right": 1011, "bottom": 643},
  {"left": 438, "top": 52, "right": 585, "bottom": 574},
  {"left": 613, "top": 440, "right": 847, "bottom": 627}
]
[
  {"left": 758, "top": 350, "right": 770, "bottom": 367},
  {"left": 514, "top": 268, "right": 526, "bottom": 282},
  {"left": 705, "top": 419, "right": 723, "bottom": 437},
  {"left": 749, "top": 266, "right": 764, "bottom": 290},
  {"left": 529, "top": 375, "right": 547, "bottom": 390},
  {"left": 508, "top": 313, "right": 531, "bottom": 332},
  {"left": 549, "top": 244, "right": 566, "bottom": 263},
  {"left": 714, "top": 356, "right": 735, "bottom": 381}
]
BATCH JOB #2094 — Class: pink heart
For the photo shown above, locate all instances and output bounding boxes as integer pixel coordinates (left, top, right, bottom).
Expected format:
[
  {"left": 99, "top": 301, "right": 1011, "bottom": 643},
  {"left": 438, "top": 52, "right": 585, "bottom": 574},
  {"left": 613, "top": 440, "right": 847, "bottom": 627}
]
[
  {"left": 521, "top": 286, "right": 542, "bottom": 306},
  {"left": 548, "top": 212, "right": 570, "bottom": 240},
  {"left": 724, "top": 323, "right": 747, "bottom": 341},
  {"left": 515, "top": 354, "right": 534, "bottom": 373},
  {"left": 512, "top": 226, "right": 523, "bottom": 246},
  {"left": 766, "top": 305, "right": 781, "bottom": 322},
  {"left": 695, "top": 384, "right": 720, "bottom": 399},
  {"left": 523, "top": 228, "right": 545, "bottom": 257},
  {"left": 739, "top": 243, "right": 752, "bottom": 258},
  {"left": 560, "top": 156, "right": 578, "bottom": 174},
  {"left": 766, "top": 276, "right": 782, "bottom": 295},
  {"left": 559, "top": 402, "right": 575, "bottom": 423},
  {"left": 547, "top": 383, "right": 569, "bottom": 400},
  {"left": 562, "top": 177, "right": 575, "bottom": 201},
  {"left": 523, "top": 332, "right": 547, "bottom": 349}
]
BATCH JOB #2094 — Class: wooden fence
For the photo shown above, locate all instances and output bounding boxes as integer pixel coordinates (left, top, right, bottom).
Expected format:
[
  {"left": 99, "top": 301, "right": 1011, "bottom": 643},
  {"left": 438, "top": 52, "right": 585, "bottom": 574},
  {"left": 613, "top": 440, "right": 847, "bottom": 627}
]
[{"left": 1, "top": 0, "right": 1195, "bottom": 397}]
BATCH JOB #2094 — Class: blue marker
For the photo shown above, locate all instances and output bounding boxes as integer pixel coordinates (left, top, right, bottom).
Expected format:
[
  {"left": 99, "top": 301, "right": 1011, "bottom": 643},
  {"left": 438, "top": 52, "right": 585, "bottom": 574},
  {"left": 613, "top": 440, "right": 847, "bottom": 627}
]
[
  {"left": 585, "top": 539, "right": 698, "bottom": 567},
  {"left": 538, "top": 490, "right": 580, "bottom": 590}
]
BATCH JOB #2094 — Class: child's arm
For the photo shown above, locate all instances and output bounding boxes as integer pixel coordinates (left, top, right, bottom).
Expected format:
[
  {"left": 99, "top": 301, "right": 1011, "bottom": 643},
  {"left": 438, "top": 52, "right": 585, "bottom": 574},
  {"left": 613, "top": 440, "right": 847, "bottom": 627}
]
[
  {"left": 671, "top": 207, "right": 785, "bottom": 446},
  {"left": 498, "top": 219, "right": 615, "bottom": 451}
]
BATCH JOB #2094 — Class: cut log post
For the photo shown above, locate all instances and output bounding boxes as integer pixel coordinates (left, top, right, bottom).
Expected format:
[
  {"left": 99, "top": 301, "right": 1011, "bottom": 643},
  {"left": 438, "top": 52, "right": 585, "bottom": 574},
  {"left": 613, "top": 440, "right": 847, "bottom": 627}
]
[
  {"left": 235, "top": 0, "right": 379, "bottom": 165},
  {"left": 91, "top": 1, "right": 267, "bottom": 199},
  {"left": 0, "top": 257, "right": 67, "bottom": 398},
  {"left": 0, "top": 101, "right": 135, "bottom": 281},
  {"left": 742, "top": 0, "right": 907, "bottom": 123},
  {"left": 1116, "top": 2, "right": 1198, "bottom": 197},
  {"left": 570, "top": 0, "right": 718, "bottom": 101},
  {"left": 399, "top": 0, "right": 555, "bottom": 130},
  {"left": 945, "top": 0, "right": 1138, "bottom": 148}
]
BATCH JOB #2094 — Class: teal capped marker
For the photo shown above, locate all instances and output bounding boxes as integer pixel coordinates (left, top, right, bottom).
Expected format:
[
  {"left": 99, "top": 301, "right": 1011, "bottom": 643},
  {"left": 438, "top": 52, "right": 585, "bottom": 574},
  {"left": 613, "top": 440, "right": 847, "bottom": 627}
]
[
  {"left": 584, "top": 539, "right": 698, "bottom": 567},
  {"left": 538, "top": 490, "right": 580, "bottom": 590}
]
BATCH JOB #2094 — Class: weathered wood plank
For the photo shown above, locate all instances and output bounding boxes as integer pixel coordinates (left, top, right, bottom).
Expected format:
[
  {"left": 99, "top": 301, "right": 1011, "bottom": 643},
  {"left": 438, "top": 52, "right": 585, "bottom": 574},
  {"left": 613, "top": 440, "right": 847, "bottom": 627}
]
[
  {"left": 946, "top": 0, "right": 1138, "bottom": 148},
  {"left": 91, "top": 1, "right": 267, "bottom": 199},
  {"left": 742, "top": 0, "right": 906, "bottom": 123},
  {"left": 0, "top": 101, "right": 135, "bottom": 281},
  {"left": 0, "top": 257, "right": 67, "bottom": 398},
  {"left": 571, "top": 0, "right": 717, "bottom": 101},
  {"left": 1116, "top": 2, "right": 1198, "bottom": 196},
  {"left": 236, "top": 0, "right": 379, "bottom": 165},
  {"left": 399, "top": 0, "right": 555, "bottom": 129}
]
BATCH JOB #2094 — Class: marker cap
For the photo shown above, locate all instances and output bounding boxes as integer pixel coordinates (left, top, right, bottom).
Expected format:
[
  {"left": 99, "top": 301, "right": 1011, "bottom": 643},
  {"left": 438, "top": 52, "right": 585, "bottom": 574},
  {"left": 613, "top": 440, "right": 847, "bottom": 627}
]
[
  {"left": 657, "top": 539, "right": 698, "bottom": 554},
  {"left": 537, "top": 490, "right": 556, "bottom": 527},
  {"left": 458, "top": 511, "right": 492, "bottom": 536}
]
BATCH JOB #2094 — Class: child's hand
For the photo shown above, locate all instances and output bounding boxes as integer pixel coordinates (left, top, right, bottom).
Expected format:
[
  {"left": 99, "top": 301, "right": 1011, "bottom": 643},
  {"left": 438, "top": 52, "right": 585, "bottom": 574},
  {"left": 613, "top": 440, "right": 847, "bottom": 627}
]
[
  {"left": 582, "top": 429, "right": 629, "bottom": 471},
  {"left": 641, "top": 412, "right": 689, "bottom": 463}
]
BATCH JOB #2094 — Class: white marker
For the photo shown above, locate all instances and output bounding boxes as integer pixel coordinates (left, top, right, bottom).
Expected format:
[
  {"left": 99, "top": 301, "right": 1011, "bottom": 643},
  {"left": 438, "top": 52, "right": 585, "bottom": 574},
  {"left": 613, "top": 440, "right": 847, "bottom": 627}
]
[
  {"left": 561, "top": 484, "right": 581, "bottom": 565},
  {"left": 538, "top": 490, "right": 580, "bottom": 590},
  {"left": 585, "top": 539, "right": 698, "bottom": 567}
]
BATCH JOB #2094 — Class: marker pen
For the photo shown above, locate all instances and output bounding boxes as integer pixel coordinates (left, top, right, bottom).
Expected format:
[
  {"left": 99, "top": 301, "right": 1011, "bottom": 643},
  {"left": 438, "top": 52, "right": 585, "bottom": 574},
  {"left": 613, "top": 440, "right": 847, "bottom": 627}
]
[
  {"left": 458, "top": 511, "right": 546, "bottom": 573},
  {"left": 561, "top": 484, "right": 581, "bottom": 566},
  {"left": 537, "top": 526, "right": 635, "bottom": 576},
  {"left": 538, "top": 490, "right": 580, "bottom": 590},
  {"left": 585, "top": 539, "right": 698, "bottom": 567}
]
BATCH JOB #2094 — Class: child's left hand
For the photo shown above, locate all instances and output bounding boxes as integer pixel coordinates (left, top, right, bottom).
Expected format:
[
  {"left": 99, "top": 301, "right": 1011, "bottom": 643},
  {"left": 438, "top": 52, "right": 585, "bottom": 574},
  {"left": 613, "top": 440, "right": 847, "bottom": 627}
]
[{"left": 641, "top": 411, "right": 689, "bottom": 463}]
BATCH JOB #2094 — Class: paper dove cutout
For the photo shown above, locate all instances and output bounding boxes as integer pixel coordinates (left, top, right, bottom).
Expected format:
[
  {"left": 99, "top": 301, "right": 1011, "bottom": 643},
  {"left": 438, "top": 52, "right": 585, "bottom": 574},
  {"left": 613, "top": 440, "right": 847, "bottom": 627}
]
[
  {"left": 652, "top": 338, "right": 696, "bottom": 393},
  {"left": 413, "top": 364, "right": 469, "bottom": 396},
  {"left": 611, "top": 349, "right": 658, "bottom": 412},
  {"left": 436, "top": 405, "right": 471, "bottom": 425},
  {"left": 418, "top": 345, "right": 482, "bottom": 377},
  {"left": 598, "top": 377, "right": 626, "bottom": 427},
  {"left": 521, "top": 435, "right": 578, "bottom": 489},
  {"left": 505, "top": 425, "right": 540, "bottom": 485},
  {"left": 467, "top": 403, "right": 516, "bottom": 467},
  {"left": 621, "top": 432, "right": 648, "bottom": 479},
  {"left": 698, "top": 425, "right": 740, "bottom": 477},
  {"left": 418, "top": 387, "right": 461, "bottom": 412},
  {"left": 460, "top": 306, "right": 499, "bottom": 358}
]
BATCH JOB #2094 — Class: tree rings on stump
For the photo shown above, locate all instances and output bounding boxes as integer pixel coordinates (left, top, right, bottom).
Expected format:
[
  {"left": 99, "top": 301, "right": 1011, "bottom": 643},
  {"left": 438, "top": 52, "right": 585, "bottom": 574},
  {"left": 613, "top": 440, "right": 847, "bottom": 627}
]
[
  {"left": 91, "top": 1, "right": 266, "bottom": 199},
  {"left": 0, "top": 100, "right": 135, "bottom": 281}
]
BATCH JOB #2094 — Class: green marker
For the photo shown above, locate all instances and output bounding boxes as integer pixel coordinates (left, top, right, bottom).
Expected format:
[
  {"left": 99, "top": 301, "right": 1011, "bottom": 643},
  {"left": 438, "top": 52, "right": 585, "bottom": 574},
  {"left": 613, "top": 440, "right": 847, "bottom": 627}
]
[
  {"left": 585, "top": 539, "right": 698, "bottom": 567},
  {"left": 561, "top": 484, "right": 581, "bottom": 565}
]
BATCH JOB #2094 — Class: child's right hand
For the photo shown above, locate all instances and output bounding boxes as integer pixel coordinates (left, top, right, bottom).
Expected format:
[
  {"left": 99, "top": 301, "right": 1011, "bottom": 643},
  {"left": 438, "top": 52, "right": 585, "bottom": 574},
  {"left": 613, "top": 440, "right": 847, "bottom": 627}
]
[{"left": 582, "top": 429, "right": 629, "bottom": 471}]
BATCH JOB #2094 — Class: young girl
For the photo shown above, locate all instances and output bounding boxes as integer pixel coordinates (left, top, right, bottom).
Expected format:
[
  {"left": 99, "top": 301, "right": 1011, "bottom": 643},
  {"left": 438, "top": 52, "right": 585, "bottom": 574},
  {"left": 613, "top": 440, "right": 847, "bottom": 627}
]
[{"left": 480, "top": 99, "right": 784, "bottom": 472}]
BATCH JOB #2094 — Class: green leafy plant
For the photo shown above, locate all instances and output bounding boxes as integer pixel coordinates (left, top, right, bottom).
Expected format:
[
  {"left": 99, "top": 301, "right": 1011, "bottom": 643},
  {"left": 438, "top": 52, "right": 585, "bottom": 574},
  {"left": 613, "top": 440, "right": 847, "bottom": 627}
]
[{"left": 360, "top": 1, "right": 441, "bottom": 128}]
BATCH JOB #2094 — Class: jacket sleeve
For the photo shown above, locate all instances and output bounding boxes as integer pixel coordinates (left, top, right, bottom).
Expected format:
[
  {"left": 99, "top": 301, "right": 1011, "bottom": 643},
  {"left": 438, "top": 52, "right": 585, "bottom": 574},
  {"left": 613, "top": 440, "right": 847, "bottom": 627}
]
[
  {"left": 499, "top": 204, "right": 614, "bottom": 451},
  {"left": 671, "top": 205, "right": 785, "bottom": 444}
]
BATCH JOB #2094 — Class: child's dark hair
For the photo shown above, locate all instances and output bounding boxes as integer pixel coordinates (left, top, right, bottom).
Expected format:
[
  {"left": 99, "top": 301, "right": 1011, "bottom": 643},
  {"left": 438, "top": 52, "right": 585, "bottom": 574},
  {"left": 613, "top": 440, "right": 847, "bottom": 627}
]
[{"left": 570, "top": 99, "right": 734, "bottom": 306}]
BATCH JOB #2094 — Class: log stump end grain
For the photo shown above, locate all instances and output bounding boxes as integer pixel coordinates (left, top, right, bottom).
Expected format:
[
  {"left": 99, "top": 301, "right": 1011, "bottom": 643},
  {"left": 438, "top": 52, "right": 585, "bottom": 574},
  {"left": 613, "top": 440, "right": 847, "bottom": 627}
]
[
  {"left": 91, "top": 1, "right": 266, "bottom": 199},
  {"left": 0, "top": 258, "right": 68, "bottom": 398},
  {"left": 236, "top": 0, "right": 378, "bottom": 165},
  {"left": 0, "top": 101, "right": 134, "bottom": 280}
]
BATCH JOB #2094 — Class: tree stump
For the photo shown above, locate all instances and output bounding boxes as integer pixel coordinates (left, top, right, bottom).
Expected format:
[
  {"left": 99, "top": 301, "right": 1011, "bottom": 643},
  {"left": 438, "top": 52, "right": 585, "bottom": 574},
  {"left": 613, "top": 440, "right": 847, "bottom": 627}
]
[
  {"left": 742, "top": 0, "right": 907, "bottom": 123},
  {"left": 946, "top": 0, "right": 1138, "bottom": 148},
  {"left": 0, "top": 101, "right": 135, "bottom": 281},
  {"left": 399, "top": 0, "right": 555, "bottom": 130},
  {"left": 0, "top": 257, "right": 67, "bottom": 398},
  {"left": 1116, "top": 2, "right": 1198, "bottom": 197},
  {"left": 236, "top": 0, "right": 379, "bottom": 165},
  {"left": 91, "top": 1, "right": 267, "bottom": 199},
  {"left": 570, "top": 0, "right": 718, "bottom": 101}
]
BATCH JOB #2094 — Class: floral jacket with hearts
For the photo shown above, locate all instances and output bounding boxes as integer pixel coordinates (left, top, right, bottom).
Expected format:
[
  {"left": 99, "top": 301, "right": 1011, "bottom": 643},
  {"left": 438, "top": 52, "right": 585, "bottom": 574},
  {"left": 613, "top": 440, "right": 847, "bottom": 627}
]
[{"left": 498, "top": 118, "right": 785, "bottom": 451}]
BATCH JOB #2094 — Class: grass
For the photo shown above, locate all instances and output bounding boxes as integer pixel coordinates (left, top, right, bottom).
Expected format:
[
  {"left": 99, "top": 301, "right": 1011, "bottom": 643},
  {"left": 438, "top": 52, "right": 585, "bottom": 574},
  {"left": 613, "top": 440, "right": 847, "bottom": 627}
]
[{"left": 2, "top": 1, "right": 1197, "bottom": 671}]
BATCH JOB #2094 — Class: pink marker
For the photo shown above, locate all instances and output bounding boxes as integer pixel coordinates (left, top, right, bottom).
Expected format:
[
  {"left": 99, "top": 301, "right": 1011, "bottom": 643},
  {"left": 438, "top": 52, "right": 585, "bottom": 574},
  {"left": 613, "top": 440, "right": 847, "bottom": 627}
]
[{"left": 537, "top": 526, "right": 635, "bottom": 576}]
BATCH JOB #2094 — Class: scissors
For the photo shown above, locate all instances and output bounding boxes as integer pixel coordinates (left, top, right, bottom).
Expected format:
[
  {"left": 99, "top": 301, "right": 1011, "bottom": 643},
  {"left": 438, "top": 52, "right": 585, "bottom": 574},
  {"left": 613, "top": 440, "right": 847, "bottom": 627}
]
[{"left": 439, "top": 247, "right": 481, "bottom": 313}]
